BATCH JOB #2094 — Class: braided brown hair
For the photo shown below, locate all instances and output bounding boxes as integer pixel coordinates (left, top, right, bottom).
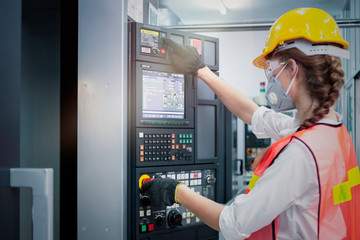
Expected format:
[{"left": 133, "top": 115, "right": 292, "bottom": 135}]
[{"left": 272, "top": 48, "right": 345, "bottom": 130}]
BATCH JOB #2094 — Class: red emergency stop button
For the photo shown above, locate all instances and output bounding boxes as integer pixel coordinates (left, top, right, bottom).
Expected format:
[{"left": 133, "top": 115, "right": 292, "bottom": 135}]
[
  {"left": 161, "top": 48, "right": 166, "bottom": 55},
  {"left": 148, "top": 224, "right": 154, "bottom": 231}
]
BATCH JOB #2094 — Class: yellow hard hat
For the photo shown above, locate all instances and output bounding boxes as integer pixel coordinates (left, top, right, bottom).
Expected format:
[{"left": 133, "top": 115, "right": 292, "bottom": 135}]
[{"left": 253, "top": 8, "right": 349, "bottom": 68}]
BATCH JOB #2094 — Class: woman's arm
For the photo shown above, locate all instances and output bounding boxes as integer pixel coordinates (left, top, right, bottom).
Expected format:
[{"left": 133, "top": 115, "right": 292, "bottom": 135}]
[
  {"left": 176, "top": 184, "right": 224, "bottom": 231},
  {"left": 197, "top": 66, "right": 259, "bottom": 125}
]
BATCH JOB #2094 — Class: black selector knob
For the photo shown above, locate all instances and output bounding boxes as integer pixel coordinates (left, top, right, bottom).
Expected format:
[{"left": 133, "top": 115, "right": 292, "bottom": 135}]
[
  {"left": 167, "top": 210, "right": 182, "bottom": 228},
  {"left": 152, "top": 47, "right": 159, "bottom": 54},
  {"left": 206, "top": 175, "right": 216, "bottom": 184},
  {"left": 140, "top": 194, "right": 151, "bottom": 206},
  {"left": 155, "top": 215, "right": 165, "bottom": 226}
]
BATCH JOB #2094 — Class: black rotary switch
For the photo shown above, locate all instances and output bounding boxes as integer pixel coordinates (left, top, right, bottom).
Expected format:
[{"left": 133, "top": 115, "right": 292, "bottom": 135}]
[
  {"left": 155, "top": 215, "right": 165, "bottom": 226},
  {"left": 167, "top": 210, "right": 182, "bottom": 228},
  {"left": 140, "top": 194, "right": 151, "bottom": 206}
]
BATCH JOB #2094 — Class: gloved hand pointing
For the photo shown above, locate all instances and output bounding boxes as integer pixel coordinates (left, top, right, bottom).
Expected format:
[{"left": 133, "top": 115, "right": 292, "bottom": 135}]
[
  {"left": 140, "top": 176, "right": 184, "bottom": 210},
  {"left": 162, "top": 38, "right": 206, "bottom": 76}
]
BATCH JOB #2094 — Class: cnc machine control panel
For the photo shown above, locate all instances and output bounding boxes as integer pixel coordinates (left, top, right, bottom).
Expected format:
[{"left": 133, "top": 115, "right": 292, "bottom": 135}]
[{"left": 129, "top": 22, "right": 221, "bottom": 240}]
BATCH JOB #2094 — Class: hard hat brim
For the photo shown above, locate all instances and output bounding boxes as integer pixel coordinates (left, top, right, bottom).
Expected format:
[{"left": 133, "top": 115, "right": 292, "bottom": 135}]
[{"left": 253, "top": 51, "right": 269, "bottom": 69}]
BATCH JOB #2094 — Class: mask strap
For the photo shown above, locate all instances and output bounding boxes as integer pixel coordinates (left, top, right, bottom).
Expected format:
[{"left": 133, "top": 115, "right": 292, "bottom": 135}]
[
  {"left": 285, "top": 64, "right": 298, "bottom": 95},
  {"left": 275, "top": 62, "right": 288, "bottom": 79}
]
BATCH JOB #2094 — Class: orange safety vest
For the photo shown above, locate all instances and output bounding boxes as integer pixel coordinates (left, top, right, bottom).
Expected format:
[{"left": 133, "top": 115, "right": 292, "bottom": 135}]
[{"left": 245, "top": 123, "right": 360, "bottom": 240}]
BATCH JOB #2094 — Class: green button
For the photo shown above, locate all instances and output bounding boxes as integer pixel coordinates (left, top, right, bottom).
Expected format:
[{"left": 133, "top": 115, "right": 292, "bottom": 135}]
[
  {"left": 141, "top": 225, "right": 146, "bottom": 232},
  {"left": 189, "top": 139, "right": 192, "bottom": 144},
  {"left": 186, "top": 134, "right": 190, "bottom": 138},
  {"left": 189, "top": 134, "right": 192, "bottom": 138},
  {"left": 179, "top": 139, "right": 183, "bottom": 144},
  {"left": 179, "top": 134, "right": 183, "bottom": 138}
]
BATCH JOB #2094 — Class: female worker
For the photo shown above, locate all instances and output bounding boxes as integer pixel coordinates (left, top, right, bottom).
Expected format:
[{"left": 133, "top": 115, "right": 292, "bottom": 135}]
[{"left": 141, "top": 8, "right": 360, "bottom": 239}]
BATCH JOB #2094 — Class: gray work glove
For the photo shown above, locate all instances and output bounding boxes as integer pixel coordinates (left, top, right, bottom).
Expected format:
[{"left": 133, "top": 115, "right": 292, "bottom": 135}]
[
  {"left": 141, "top": 176, "right": 183, "bottom": 210},
  {"left": 162, "top": 37, "right": 206, "bottom": 76}
]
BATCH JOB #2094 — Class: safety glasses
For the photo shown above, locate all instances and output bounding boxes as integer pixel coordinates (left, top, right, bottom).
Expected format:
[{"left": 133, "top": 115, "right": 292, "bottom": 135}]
[{"left": 264, "top": 59, "right": 287, "bottom": 81}]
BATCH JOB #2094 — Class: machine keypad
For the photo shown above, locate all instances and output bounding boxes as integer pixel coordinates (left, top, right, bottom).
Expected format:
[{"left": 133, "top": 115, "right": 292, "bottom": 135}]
[{"left": 137, "top": 129, "right": 194, "bottom": 166}]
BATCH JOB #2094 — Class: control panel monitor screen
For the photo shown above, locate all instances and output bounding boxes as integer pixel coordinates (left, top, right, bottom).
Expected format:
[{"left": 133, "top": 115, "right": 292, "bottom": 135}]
[{"left": 142, "top": 70, "right": 185, "bottom": 119}]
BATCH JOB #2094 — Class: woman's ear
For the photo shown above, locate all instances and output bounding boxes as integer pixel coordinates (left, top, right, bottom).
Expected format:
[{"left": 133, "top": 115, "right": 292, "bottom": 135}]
[{"left": 287, "top": 58, "right": 298, "bottom": 78}]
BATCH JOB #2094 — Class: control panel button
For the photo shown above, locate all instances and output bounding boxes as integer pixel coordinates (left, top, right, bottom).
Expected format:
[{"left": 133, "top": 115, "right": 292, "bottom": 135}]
[
  {"left": 146, "top": 209, "right": 151, "bottom": 216},
  {"left": 140, "top": 224, "right": 146, "bottom": 233},
  {"left": 148, "top": 224, "right": 154, "bottom": 231}
]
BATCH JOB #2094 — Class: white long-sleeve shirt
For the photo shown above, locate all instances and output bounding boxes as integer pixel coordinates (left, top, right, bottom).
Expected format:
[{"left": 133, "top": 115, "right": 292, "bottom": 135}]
[{"left": 219, "top": 106, "right": 342, "bottom": 240}]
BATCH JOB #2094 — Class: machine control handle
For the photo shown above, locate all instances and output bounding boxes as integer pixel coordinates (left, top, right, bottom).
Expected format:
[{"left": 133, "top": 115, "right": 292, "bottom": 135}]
[{"left": 168, "top": 210, "right": 182, "bottom": 228}]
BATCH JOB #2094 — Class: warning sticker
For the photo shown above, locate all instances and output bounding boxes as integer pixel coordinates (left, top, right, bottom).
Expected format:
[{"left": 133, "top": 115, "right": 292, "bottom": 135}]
[
  {"left": 141, "top": 29, "right": 159, "bottom": 36},
  {"left": 141, "top": 29, "right": 159, "bottom": 48}
]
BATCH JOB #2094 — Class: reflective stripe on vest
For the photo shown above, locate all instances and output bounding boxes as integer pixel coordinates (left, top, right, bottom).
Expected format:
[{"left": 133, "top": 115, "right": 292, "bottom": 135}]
[
  {"left": 245, "top": 123, "right": 359, "bottom": 240},
  {"left": 333, "top": 166, "right": 360, "bottom": 205}
]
